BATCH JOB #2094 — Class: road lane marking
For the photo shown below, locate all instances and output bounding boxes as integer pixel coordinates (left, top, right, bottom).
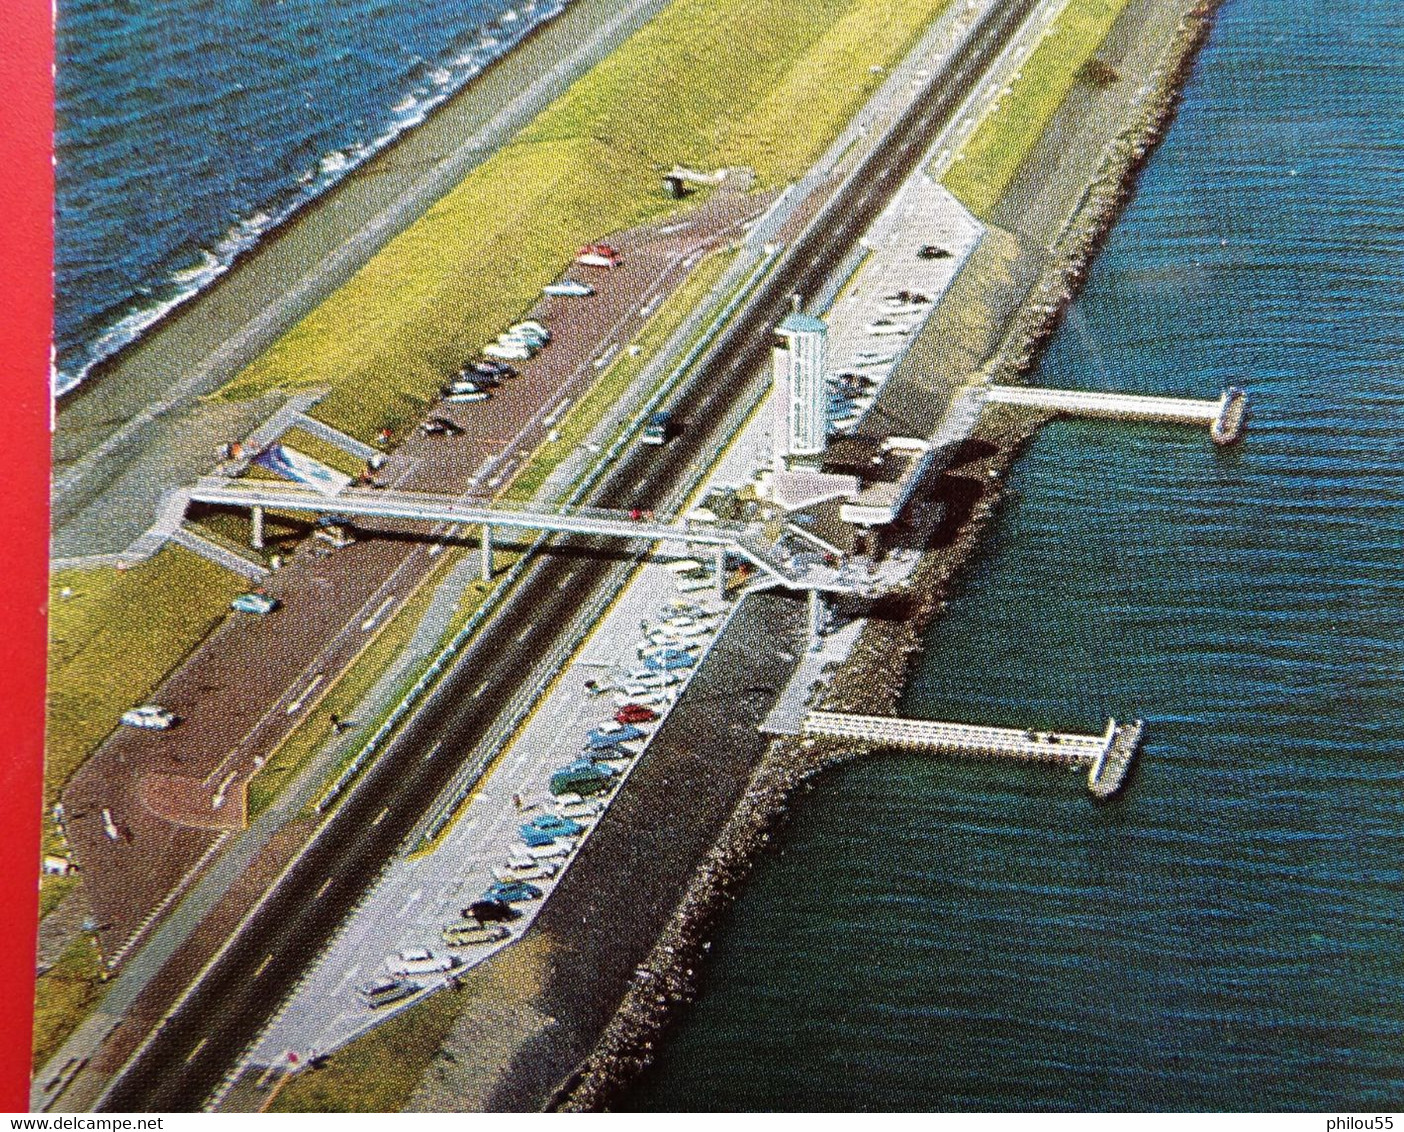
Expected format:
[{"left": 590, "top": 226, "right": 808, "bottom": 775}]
[
  {"left": 286, "top": 673, "right": 324, "bottom": 715},
  {"left": 253, "top": 954, "right": 273, "bottom": 979},
  {"left": 371, "top": 806, "right": 390, "bottom": 827},
  {"left": 361, "top": 595, "right": 396, "bottom": 632},
  {"left": 473, "top": 680, "right": 489, "bottom": 698},
  {"left": 516, "top": 626, "right": 533, "bottom": 643},
  {"left": 315, "top": 877, "right": 333, "bottom": 899},
  {"left": 186, "top": 1037, "right": 208, "bottom": 1063},
  {"left": 424, "top": 741, "right": 443, "bottom": 762}
]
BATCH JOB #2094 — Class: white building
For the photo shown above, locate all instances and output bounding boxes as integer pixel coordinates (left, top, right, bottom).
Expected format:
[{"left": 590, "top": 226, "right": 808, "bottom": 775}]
[{"left": 772, "top": 311, "right": 829, "bottom": 470}]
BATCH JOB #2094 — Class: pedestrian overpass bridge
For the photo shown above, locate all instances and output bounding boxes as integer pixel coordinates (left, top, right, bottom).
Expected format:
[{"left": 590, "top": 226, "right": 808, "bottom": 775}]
[
  {"left": 185, "top": 476, "right": 866, "bottom": 595},
  {"left": 984, "top": 384, "right": 1247, "bottom": 444},
  {"left": 799, "top": 710, "right": 1144, "bottom": 799}
]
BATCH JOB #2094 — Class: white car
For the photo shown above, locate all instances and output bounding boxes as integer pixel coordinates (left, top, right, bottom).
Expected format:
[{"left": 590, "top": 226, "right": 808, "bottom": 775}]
[
  {"left": 385, "top": 948, "right": 457, "bottom": 977},
  {"left": 543, "top": 280, "right": 593, "bottom": 297},
  {"left": 864, "top": 319, "right": 911, "bottom": 336},
  {"left": 509, "top": 320, "right": 551, "bottom": 340},
  {"left": 493, "top": 861, "right": 558, "bottom": 883},
  {"left": 121, "top": 705, "right": 176, "bottom": 730},
  {"left": 614, "top": 686, "right": 675, "bottom": 707},
  {"left": 484, "top": 341, "right": 533, "bottom": 361}
]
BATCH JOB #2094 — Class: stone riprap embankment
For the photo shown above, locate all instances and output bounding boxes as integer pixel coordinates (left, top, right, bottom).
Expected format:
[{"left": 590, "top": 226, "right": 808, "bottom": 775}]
[{"left": 554, "top": 0, "right": 1223, "bottom": 1110}]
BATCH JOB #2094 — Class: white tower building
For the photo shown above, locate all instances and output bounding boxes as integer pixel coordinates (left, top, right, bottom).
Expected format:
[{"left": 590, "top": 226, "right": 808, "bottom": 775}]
[{"left": 772, "top": 310, "right": 829, "bottom": 470}]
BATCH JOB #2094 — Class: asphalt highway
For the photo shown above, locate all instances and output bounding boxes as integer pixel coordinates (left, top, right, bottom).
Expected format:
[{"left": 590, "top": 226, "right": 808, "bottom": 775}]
[{"left": 100, "top": 0, "right": 1041, "bottom": 1109}]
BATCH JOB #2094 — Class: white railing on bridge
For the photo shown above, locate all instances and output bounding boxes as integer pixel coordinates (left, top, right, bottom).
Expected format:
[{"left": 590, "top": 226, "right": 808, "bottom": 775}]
[
  {"left": 802, "top": 710, "right": 1117, "bottom": 765},
  {"left": 985, "top": 384, "right": 1224, "bottom": 423}
]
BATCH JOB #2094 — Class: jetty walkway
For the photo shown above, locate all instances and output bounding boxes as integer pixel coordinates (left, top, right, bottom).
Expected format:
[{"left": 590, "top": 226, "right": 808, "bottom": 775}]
[
  {"left": 798, "top": 710, "right": 1144, "bottom": 799},
  {"left": 985, "top": 384, "right": 1247, "bottom": 443}
]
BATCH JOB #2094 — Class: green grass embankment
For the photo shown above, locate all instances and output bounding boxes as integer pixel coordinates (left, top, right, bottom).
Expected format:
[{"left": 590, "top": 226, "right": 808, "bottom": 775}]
[
  {"left": 32, "top": 927, "right": 106, "bottom": 1069},
  {"left": 218, "top": 0, "right": 950, "bottom": 441},
  {"left": 46, "top": 551, "right": 245, "bottom": 838},
  {"left": 942, "top": 0, "right": 1134, "bottom": 216}
]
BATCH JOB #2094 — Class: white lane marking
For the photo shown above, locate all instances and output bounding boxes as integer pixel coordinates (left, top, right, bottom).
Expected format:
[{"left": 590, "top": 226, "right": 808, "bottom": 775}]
[
  {"left": 371, "top": 806, "right": 390, "bottom": 827},
  {"left": 424, "top": 741, "right": 443, "bottom": 762},
  {"left": 186, "top": 1037, "right": 208, "bottom": 1063},
  {"left": 473, "top": 680, "right": 489, "bottom": 698},
  {"left": 253, "top": 954, "right": 274, "bottom": 979},
  {"left": 516, "top": 626, "right": 533, "bottom": 643},
  {"left": 315, "top": 877, "right": 333, "bottom": 899},
  {"left": 286, "top": 673, "right": 324, "bottom": 714},
  {"left": 557, "top": 574, "right": 573, "bottom": 589},
  {"left": 361, "top": 595, "right": 396, "bottom": 632},
  {"left": 594, "top": 342, "right": 620, "bottom": 369}
]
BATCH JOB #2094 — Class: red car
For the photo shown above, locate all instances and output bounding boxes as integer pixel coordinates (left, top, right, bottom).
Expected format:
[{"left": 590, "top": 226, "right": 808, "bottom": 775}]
[{"left": 615, "top": 704, "right": 659, "bottom": 725}]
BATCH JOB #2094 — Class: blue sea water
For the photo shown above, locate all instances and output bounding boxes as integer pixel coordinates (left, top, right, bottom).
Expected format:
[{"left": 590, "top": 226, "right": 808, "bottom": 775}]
[
  {"left": 54, "top": 0, "right": 567, "bottom": 396},
  {"left": 625, "top": 0, "right": 1404, "bottom": 1111}
]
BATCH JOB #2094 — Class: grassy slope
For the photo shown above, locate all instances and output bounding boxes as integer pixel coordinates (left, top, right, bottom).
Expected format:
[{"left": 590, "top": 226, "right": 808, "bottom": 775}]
[
  {"left": 942, "top": 0, "right": 1134, "bottom": 216},
  {"left": 32, "top": 934, "right": 104, "bottom": 1069},
  {"left": 218, "top": 0, "right": 949, "bottom": 441},
  {"left": 46, "top": 551, "right": 245, "bottom": 826}
]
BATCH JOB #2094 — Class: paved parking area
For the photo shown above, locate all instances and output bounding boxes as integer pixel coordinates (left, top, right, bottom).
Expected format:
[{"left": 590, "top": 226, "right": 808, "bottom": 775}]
[{"left": 248, "top": 555, "right": 732, "bottom": 1065}]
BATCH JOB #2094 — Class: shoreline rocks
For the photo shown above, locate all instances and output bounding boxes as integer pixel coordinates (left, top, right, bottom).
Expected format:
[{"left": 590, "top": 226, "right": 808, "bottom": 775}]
[{"left": 552, "top": 0, "right": 1223, "bottom": 1111}]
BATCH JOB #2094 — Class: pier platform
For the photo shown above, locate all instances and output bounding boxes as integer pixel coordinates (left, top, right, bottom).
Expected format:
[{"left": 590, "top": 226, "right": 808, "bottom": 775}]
[
  {"left": 985, "top": 383, "right": 1247, "bottom": 444},
  {"left": 796, "top": 710, "right": 1144, "bottom": 798}
]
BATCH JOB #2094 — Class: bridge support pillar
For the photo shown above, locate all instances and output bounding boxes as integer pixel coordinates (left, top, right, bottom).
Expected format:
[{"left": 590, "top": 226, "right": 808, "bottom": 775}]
[
  {"left": 250, "top": 505, "right": 265, "bottom": 550},
  {"left": 714, "top": 546, "right": 727, "bottom": 599},
  {"left": 807, "top": 589, "right": 824, "bottom": 651},
  {"left": 481, "top": 524, "right": 493, "bottom": 583}
]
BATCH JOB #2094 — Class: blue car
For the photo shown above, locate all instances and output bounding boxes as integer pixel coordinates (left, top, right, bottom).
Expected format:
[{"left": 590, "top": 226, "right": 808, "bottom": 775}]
[
  {"left": 483, "top": 880, "right": 542, "bottom": 904},
  {"left": 643, "top": 649, "right": 696, "bottom": 672},
  {"left": 523, "top": 814, "right": 583, "bottom": 837},
  {"left": 584, "top": 745, "right": 632, "bottom": 763},
  {"left": 518, "top": 826, "right": 559, "bottom": 847},
  {"left": 584, "top": 724, "right": 645, "bottom": 749},
  {"left": 559, "top": 756, "right": 618, "bottom": 776}
]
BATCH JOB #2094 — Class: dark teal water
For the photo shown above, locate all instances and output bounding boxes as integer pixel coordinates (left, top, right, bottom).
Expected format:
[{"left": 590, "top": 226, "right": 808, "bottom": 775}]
[{"left": 626, "top": 0, "right": 1404, "bottom": 1111}]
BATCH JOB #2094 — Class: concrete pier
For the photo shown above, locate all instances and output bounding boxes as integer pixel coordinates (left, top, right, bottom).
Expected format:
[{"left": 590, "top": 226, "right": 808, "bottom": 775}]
[
  {"left": 799, "top": 711, "right": 1144, "bottom": 798},
  {"left": 985, "top": 384, "right": 1248, "bottom": 443}
]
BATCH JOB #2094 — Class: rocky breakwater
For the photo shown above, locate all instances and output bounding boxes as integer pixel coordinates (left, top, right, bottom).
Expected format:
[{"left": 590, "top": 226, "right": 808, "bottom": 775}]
[
  {"left": 554, "top": 407, "right": 1047, "bottom": 1111},
  {"left": 553, "top": 0, "right": 1223, "bottom": 1110}
]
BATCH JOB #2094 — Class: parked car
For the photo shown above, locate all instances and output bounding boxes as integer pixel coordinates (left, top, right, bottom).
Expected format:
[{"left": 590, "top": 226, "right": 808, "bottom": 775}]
[
  {"left": 615, "top": 704, "right": 659, "bottom": 725},
  {"left": 550, "top": 764, "right": 615, "bottom": 796},
  {"left": 420, "top": 416, "right": 465, "bottom": 437},
  {"left": 483, "top": 880, "right": 543, "bottom": 904},
  {"left": 120, "top": 705, "right": 176, "bottom": 730},
  {"left": 642, "top": 648, "right": 697, "bottom": 672},
  {"left": 585, "top": 723, "right": 645, "bottom": 748},
  {"left": 230, "top": 591, "right": 279, "bottom": 615},
  {"left": 440, "top": 919, "right": 511, "bottom": 947},
  {"left": 523, "top": 813, "right": 583, "bottom": 838},
  {"left": 519, "top": 825, "right": 566, "bottom": 848},
  {"left": 467, "top": 359, "right": 515, "bottom": 379},
  {"left": 576, "top": 243, "right": 620, "bottom": 268},
  {"left": 509, "top": 320, "right": 551, "bottom": 341},
  {"left": 484, "top": 341, "right": 533, "bottom": 362},
  {"left": 385, "top": 948, "right": 457, "bottom": 977},
  {"left": 543, "top": 279, "right": 594, "bottom": 297},
  {"left": 443, "top": 376, "right": 492, "bottom": 395},
  {"left": 464, "top": 898, "right": 518, "bottom": 923},
  {"left": 357, "top": 977, "right": 417, "bottom": 1008},
  {"left": 493, "top": 861, "right": 558, "bottom": 883},
  {"left": 917, "top": 244, "right": 951, "bottom": 259}
]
